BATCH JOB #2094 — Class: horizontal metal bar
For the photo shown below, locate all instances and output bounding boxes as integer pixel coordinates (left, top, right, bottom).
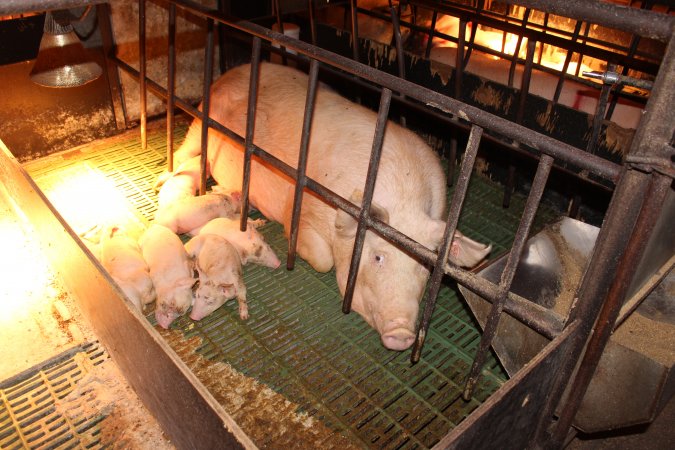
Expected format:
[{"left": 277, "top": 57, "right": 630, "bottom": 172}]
[
  {"left": 499, "top": 0, "right": 675, "bottom": 42},
  {"left": 0, "top": 0, "right": 106, "bottom": 14}
]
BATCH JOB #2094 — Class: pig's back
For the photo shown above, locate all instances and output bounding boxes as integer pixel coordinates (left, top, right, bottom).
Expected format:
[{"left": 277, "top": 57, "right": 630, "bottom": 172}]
[{"left": 208, "top": 62, "right": 446, "bottom": 221}]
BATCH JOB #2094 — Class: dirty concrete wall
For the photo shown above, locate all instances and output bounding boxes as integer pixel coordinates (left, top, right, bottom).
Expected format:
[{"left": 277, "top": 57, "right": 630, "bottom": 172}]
[{"left": 110, "top": 0, "right": 219, "bottom": 122}]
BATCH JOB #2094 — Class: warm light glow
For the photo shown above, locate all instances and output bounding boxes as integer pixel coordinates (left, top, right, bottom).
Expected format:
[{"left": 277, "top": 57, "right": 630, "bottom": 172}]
[{"left": 432, "top": 15, "right": 596, "bottom": 77}]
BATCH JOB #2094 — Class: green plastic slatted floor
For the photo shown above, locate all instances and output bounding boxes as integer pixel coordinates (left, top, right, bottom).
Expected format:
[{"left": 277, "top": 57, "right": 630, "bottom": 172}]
[{"left": 25, "top": 120, "right": 558, "bottom": 449}]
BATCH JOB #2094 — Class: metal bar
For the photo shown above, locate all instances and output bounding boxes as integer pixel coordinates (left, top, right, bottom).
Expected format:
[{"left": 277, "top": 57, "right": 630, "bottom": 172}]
[
  {"left": 239, "top": 37, "right": 262, "bottom": 231},
  {"left": 411, "top": 124, "right": 484, "bottom": 363},
  {"left": 553, "top": 20, "right": 583, "bottom": 105},
  {"left": 424, "top": 9, "right": 438, "bottom": 60},
  {"left": 216, "top": 0, "right": 226, "bottom": 74},
  {"left": 287, "top": 59, "right": 321, "bottom": 270},
  {"left": 341, "top": 88, "right": 393, "bottom": 314},
  {"left": 167, "top": 1, "right": 624, "bottom": 182},
  {"left": 535, "top": 29, "right": 675, "bottom": 448},
  {"left": 139, "top": 0, "right": 147, "bottom": 150},
  {"left": 585, "top": 63, "right": 616, "bottom": 155},
  {"left": 550, "top": 173, "right": 672, "bottom": 447},
  {"left": 496, "top": 0, "right": 674, "bottom": 42},
  {"left": 308, "top": 0, "right": 317, "bottom": 46},
  {"left": 350, "top": 0, "right": 360, "bottom": 62},
  {"left": 389, "top": 3, "right": 407, "bottom": 127},
  {"left": 273, "top": 0, "right": 287, "bottom": 66},
  {"left": 166, "top": 2, "right": 176, "bottom": 172},
  {"left": 463, "top": 154, "right": 554, "bottom": 400},
  {"left": 199, "top": 17, "right": 215, "bottom": 196},
  {"left": 0, "top": 0, "right": 106, "bottom": 15},
  {"left": 96, "top": 3, "right": 126, "bottom": 130},
  {"left": 516, "top": 38, "right": 537, "bottom": 125},
  {"left": 507, "top": 8, "right": 530, "bottom": 88}
]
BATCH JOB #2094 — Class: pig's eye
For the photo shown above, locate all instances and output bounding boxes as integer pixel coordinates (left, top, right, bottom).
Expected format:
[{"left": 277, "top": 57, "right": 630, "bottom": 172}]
[{"left": 374, "top": 254, "right": 385, "bottom": 266}]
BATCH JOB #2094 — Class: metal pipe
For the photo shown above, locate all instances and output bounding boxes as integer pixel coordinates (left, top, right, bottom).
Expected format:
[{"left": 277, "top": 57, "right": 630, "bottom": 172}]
[
  {"left": 497, "top": 0, "right": 674, "bottom": 42},
  {"left": 507, "top": 7, "right": 531, "bottom": 88},
  {"left": 412, "top": 124, "right": 484, "bottom": 363},
  {"left": 287, "top": 59, "right": 321, "bottom": 270},
  {"left": 139, "top": 0, "right": 147, "bottom": 150},
  {"left": 341, "top": 88, "right": 393, "bottom": 314},
  {"left": 389, "top": 3, "right": 407, "bottom": 127},
  {"left": 585, "top": 63, "right": 616, "bottom": 155},
  {"left": 239, "top": 37, "right": 262, "bottom": 230},
  {"left": 350, "top": 0, "right": 360, "bottom": 62},
  {"left": 166, "top": 2, "right": 176, "bottom": 172},
  {"left": 199, "top": 17, "right": 215, "bottom": 196},
  {"left": 463, "top": 154, "right": 554, "bottom": 400},
  {"left": 0, "top": 0, "right": 106, "bottom": 14},
  {"left": 424, "top": 10, "right": 438, "bottom": 60}
]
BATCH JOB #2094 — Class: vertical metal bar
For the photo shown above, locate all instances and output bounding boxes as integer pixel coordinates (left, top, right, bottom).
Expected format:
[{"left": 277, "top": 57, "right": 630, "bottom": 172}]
[
  {"left": 217, "top": 0, "right": 226, "bottom": 74},
  {"left": 538, "top": 12, "right": 548, "bottom": 66},
  {"left": 586, "top": 63, "right": 616, "bottom": 155},
  {"left": 553, "top": 20, "right": 583, "bottom": 105},
  {"left": 606, "top": 34, "right": 641, "bottom": 121},
  {"left": 424, "top": 10, "right": 437, "bottom": 60},
  {"left": 549, "top": 174, "right": 671, "bottom": 447},
  {"left": 97, "top": 3, "right": 126, "bottom": 130},
  {"left": 508, "top": 8, "right": 531, "bottom": 88},
  {"left": 273, "top": 0, "right": 287, "bottom": 66},
  {"left": 166, "top": 2, "right": 176, "bottom": 172},
  {"left": 448, "top": 18, "right": 468, "bottom": 188},
  {"left": 308, "top": 0, "right": 317, "bottom": 46},
  {"left": 341, "top": 88, "right": 393, "bottom": 314},
  {"left": 287, "top": 59, "right": 321, "bottom": 270},
  {"left": 199, "top": 17, "right": 215, "bottom": 196},
  {"left": 350, "top": 0, "right": 360, "bottom": 63},
  {"left": 411, "top": 125, "right": 484, "bottom": 363},
  {"left": 239, "top": 38, "right": 262, "bottom": 230},
  {"left": 389, "top": 3, "right": 406, "bottom": 127},
  {"left": 463, "top": 154, "right": 554, "bottom": 400},
  {"left": 139, "top": 0, "right": 147, "bottom": 150}
]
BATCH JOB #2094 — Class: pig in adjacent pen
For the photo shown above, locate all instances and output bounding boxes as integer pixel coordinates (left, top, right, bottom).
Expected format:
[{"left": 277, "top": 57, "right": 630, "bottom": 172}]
[
  {"left": 174, "top": 62, "right": 491, "bottom": 350},
  {"left": 192, "top": 217, "right": 281, "bottom": 269},
  {"left": 139, "top": 223, "right": 197, "bottom": 328},
  {"left": 185, "top": 233, "right": 248, "bottom": 321},
  {"left": 100, "top": 224, "right": 156, "bottom": 311}
]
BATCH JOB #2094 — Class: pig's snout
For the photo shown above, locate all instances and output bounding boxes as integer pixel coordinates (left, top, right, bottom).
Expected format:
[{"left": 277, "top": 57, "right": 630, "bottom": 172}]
[{"left": 380, "top": 319, "right": 416, "bottom": 351}]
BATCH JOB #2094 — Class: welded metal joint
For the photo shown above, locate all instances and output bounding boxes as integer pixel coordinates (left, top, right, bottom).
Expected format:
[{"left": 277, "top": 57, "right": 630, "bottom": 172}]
[
  {"left": 583, "top": 70, "right": 654, "bottom": 91},
  {"left": 625, "top": 153, "right": 675, "bottom": 178}
]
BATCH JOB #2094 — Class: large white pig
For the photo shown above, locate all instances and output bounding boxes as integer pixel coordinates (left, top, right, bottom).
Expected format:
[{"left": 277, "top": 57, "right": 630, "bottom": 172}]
[
  {"left": 192, "top": 217, "right": 281, "bottom": 269},
  {"left": 175, "top": 62, "right": 491, "bottom": 350},
  {"left": 185, "top": 233, "right": 248, "bottom": 321},
  {"left": 153, "top": 191, "right": 241, "bottom": 235},
  {"left": 100, "top": 225, "right": 156, "bottom": 311},
  {"left": 139, "top": 224, "right": 196, "bottom": 328}
]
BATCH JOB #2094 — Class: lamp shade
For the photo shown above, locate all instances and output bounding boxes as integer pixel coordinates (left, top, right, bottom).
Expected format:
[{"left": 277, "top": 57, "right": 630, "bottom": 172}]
[{"left": 29, "top": 11, "right": 102, "bottom": 88}]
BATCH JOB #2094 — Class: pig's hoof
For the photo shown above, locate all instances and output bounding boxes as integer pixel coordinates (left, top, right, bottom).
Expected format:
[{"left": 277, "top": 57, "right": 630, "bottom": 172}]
[{"left": 381, "top": 329, "right": 416, "bottom": 351}]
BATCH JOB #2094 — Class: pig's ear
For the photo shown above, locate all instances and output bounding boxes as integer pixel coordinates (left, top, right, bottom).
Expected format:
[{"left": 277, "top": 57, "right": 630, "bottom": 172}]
[
  {"left": 450, "top": 230, "right": 492, "bottom": 268},
  {"left": 335, "top": 190, "right": 389, "bottom": 238}
]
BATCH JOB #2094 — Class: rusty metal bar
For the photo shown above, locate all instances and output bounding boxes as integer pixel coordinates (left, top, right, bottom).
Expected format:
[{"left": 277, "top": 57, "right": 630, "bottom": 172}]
[
  {"left": 139, "top": 0, "right": 147, "bottom": 150},
  {"left": 535, "top": 29, "right": 675, "bottom": 448},
  {"left": 287, "top": 59, "right": 321, "bottom": 270},
  {"left": 389, "top": 3, "right": 407, "bottom": 127},
  {"left": 463, "top": 154, "right": 554, "bottom": 400},
  {"left": 239, "top": 37, "right": 262, "bottom": 231},
  {"left": 308, "top": 0, "right": 317, "bottom": 45},
  {"left": 411, "top": 124, "right": 484, "bottom": 363},
  {"left": 499, "top": 0, "right": 673, "bottom": 42},
  {"left": 350, "top": 0, "right": 360, "bottom": 62},
  {"left": 424, "top": 9, "right": 438, "bottom": 60},
  {"left": 507, "top": 7, "right": 530, "bottom": 88},
  {"left": 166, "top": 2, "right": 176, "bottom": 172},
  {"left": 341, "top": 88, "right": 393, "bottom": 314},
  {"left": 586, "top": 63, "right": 616, "bottom": 155},
  {"left": 198, "top": 17, "right": 215, "bottom": 196},
  {"left": 553, "top": 20, "right": 583, "bottom": 105},
  {"left": 273, "top": 0, "right": 288, "bottom": 66},
  {"left": 0, "top": 0, "right": 106, "bottom": 14}
]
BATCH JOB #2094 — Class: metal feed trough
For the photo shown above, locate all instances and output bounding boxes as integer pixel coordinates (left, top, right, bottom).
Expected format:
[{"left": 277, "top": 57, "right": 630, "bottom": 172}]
[{"left": 1, "top": 0, "right": 673, "bottom": 448}]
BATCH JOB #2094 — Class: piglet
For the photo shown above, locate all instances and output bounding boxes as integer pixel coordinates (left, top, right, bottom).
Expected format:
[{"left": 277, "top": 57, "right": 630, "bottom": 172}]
[
  {"left": 155, "top": 155, "right": 205, "bottom": 209},
  {"left": 185, "top": 233, "right": 248, "bottom": 320},
  {"left": 139, "top": 224, "right": 196, "bottom": 328},
  {"left": 193, "top": 217, "right": 281, "bottom": 269},
  {"left": 100, "top": 225, "right": 156, "bottom": 311},
  {"left": 153, "top": 191, "right": 241, "bottom": 235}
]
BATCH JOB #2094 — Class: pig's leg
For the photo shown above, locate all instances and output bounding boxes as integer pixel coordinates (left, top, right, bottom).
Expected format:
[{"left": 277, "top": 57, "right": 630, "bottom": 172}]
[{"left": 236, "top": 283, "right": 248, "bottom": 320}]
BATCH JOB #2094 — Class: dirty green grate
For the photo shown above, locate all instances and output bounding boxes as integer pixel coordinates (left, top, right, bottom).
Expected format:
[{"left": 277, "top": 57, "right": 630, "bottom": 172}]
[
  {"left": 0, "top": 343, "right": 108, "bottom": 450},
  {"left": 24, "top": 120, "right": 559, "bottom": 448}
]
